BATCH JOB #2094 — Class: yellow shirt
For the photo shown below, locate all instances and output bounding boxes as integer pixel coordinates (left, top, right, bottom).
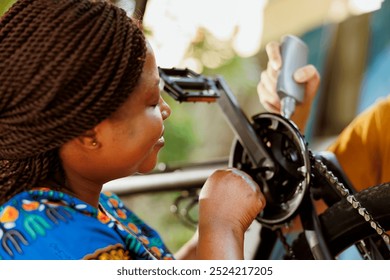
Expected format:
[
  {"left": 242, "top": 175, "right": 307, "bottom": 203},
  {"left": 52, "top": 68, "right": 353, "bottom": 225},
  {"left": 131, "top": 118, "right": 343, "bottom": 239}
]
[{"left": 327, "top": 95, "right": 390, "bottom": 191}]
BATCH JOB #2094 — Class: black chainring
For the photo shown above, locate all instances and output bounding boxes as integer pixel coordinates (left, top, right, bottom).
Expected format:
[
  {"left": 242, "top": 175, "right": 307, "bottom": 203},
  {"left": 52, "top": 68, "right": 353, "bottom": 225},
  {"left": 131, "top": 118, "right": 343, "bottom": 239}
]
[{"left": 229, "top": 113, "right": 311, "bottom": 227}]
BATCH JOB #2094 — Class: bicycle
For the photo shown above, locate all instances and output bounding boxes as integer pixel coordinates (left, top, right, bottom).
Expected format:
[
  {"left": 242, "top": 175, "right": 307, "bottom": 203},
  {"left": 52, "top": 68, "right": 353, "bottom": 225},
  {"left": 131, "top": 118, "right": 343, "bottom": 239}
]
[
  {"left": 102, "top": 35, "right": 390, "bottom": 260},
  {"left": 153, "top": 35, "right": 390, "bottom": 260}
]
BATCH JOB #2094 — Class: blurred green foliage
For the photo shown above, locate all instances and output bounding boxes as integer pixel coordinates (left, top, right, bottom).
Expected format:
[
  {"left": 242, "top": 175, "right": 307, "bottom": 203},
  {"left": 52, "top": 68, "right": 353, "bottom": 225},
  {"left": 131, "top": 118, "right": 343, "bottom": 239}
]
[
  {"left": 157, "top": 100, "right": 200, "bottom": 164},
  {"left": 0, "top": 0, "right": 16, "bottom": 15}
]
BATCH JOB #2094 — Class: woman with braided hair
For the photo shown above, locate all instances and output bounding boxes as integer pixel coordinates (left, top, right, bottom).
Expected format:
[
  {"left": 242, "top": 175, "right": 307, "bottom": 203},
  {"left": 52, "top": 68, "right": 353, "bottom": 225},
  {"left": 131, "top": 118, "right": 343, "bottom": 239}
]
[{"left": 0, "top": 0, "right": 265, "bottom": 260}]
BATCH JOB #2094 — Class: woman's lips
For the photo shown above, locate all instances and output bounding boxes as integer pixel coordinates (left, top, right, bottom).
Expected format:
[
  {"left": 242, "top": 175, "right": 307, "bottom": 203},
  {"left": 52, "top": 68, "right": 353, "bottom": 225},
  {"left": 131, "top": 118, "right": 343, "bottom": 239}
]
[{"left": 156, "top": 135, "right": 165, "bottom": 146}]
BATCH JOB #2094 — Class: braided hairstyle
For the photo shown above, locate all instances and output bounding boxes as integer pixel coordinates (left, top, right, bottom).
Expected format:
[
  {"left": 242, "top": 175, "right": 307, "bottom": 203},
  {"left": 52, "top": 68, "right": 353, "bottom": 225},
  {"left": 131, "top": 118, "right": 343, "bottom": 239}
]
[{"left": 0, "top": 0, "right": 147, "bottom": 204}]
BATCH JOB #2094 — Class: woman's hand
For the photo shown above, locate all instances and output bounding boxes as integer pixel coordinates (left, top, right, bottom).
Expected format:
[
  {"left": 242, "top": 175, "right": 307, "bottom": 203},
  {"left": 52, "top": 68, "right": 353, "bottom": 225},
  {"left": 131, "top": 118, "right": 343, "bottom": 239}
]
[
  {"left": 196, "top": 168, "right": 265, "bottom": 259},
  {"left": 257, "top": 41, "right": 320, "bottom": 132}
]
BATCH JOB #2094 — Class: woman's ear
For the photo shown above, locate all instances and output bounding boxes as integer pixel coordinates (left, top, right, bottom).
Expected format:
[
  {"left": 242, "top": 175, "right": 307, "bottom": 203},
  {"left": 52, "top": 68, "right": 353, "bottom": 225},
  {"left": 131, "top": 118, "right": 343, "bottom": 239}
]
[{"left": 77, "top": 128, "right": 101, "bottom": 149}]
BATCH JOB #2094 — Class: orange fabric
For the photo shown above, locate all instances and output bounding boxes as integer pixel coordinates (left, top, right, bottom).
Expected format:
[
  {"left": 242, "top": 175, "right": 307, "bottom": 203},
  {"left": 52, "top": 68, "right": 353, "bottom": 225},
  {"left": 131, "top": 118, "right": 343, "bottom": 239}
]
[{"left": 327, "top": 96, "right": 390, "bottom": 191}]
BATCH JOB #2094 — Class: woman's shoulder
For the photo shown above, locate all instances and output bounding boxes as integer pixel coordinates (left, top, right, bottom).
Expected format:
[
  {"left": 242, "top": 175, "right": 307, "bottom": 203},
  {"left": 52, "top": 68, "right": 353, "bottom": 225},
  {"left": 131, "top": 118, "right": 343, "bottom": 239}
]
[
  {"left": 0, "top": 189, "right": 173, "bottom": 260},
  {"left": 0, "top": 190, "right": 70, "bottom": 259},
  {"left": 99, "top": 191, "right": 141, "bottom": 224},
  {"left": 0, "top": 189, "right": 104, "bottom": 259}
]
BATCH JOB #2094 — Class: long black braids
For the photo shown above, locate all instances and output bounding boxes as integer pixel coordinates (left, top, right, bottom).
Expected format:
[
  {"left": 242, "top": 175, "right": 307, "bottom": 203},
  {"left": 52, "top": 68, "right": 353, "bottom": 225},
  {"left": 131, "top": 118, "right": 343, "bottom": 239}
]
[{"left": 0, "top": 0, "right": 147, "bottom": 204}]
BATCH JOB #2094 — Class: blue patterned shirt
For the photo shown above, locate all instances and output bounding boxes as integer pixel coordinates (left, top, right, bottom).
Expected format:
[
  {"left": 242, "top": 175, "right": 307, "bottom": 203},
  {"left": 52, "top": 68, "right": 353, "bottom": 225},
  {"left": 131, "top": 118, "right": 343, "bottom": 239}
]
[{"left": 0, "top": 188, "right": 174, "bottom": 260}]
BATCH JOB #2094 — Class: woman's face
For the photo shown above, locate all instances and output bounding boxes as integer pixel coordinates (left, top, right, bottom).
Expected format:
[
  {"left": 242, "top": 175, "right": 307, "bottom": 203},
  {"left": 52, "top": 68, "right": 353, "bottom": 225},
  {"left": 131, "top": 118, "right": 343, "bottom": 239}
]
[{"left": 60, "top": 46, "right": 171, "bottom": 185}]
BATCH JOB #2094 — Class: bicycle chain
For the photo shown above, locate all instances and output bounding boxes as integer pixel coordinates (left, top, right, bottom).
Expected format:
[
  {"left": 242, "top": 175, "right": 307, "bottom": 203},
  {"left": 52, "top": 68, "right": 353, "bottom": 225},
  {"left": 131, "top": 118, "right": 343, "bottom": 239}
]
[{"left": 311, "top": 152, "right": 390, "bottom": 245}]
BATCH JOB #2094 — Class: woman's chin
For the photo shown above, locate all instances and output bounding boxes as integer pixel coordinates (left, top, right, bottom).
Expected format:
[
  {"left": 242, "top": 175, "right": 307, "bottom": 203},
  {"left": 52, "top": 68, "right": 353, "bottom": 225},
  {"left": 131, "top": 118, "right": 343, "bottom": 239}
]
[{"left": 137, "top": 160, "right": 158, "bottom": 174}]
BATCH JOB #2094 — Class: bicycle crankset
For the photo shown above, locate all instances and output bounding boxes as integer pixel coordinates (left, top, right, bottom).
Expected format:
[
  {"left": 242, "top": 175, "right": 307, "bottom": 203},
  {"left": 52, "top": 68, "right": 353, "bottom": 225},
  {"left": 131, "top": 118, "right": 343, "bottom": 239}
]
[{"left": 230, "top": 113, "right": 311, "bottom": 227}]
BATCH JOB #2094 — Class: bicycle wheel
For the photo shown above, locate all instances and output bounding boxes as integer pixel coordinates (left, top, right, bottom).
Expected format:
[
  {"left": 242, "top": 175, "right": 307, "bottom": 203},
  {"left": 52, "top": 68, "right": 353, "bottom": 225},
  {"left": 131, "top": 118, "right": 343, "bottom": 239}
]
[{"left": 291, "top": 182, "right": 390, "bottom": 259}]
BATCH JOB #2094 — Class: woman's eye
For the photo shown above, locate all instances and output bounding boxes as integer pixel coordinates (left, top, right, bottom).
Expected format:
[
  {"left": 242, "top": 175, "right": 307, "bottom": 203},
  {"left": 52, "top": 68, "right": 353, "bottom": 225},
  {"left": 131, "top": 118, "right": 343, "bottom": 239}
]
[{"left": 151, "top": 99, "right": 160, "bottom": 108}]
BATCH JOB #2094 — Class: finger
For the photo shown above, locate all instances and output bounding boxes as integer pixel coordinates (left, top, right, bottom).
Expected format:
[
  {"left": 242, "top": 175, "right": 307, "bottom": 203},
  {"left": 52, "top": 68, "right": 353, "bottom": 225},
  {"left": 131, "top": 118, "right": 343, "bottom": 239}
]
[
  {"left": 257, "top": 82, "right": 281, "bottom": 113},
  {"left": 266, "top": 60, "right": 279, "bottom": 83},
  {"left": 230, "top": 168, "right": 259, "bottom": 191},
  {"left": 262, "top": 101, "right": 281, "bottom": 114},
  {"left": 260, "top": 70, "right": 277, "bottom": 95},
  {"left": 304, "top": 65, "right": 320, "bottom": 102},
  {"left": 293, "top": 64, "right": 319, "bottom": 83},
  {"left": 259, "top": 71, "right": 280, "bottom": 106},
  {"left": 229, "top": 168, "right": 266, "bottom": 209},
  {"left": 293, "top": 64, "right": 320, "bottom": 101},
  {"left": 265, "top": 41, "right": 282, "bottom": 71}
]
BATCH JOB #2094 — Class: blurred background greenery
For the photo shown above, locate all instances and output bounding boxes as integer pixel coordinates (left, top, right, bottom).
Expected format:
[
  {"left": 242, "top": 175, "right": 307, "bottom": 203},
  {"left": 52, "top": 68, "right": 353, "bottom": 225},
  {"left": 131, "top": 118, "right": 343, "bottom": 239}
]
[{"left": 2, "top": 0, "right": 390, "bottom": 255}]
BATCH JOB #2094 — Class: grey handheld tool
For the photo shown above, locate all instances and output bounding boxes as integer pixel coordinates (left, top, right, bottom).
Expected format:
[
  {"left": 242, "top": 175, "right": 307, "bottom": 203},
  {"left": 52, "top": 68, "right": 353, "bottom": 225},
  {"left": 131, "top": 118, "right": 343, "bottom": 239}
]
[{"left": 276, "top": 35, "right": 308, "bottom": 119}]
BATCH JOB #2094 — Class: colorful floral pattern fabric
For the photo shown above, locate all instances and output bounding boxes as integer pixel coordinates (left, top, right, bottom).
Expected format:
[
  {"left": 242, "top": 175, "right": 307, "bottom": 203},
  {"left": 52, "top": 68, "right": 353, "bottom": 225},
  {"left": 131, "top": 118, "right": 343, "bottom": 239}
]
[{"left": 0, "top": 188, "right": 174, "bottom": 260}]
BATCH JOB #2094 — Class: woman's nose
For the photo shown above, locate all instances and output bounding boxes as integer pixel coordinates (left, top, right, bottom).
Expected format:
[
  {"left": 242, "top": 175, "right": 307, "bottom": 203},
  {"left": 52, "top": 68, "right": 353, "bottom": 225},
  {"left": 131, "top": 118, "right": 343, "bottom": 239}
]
[{"left": 160, "top": 97, "right": 171, "bottom": 120}]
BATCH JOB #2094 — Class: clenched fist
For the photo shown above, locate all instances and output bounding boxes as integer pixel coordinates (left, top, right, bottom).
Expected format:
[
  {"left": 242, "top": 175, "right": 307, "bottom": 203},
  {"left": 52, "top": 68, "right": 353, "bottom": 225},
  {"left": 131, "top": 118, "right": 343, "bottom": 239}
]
[{"left": 197, "top": 168, "right": 266, "bottom": 259}]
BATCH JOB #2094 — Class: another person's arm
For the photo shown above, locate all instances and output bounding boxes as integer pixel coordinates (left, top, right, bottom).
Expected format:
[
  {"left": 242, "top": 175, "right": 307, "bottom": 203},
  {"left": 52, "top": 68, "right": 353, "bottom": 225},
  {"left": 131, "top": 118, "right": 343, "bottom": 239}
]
[{"left": 327, "top": 96, "right": 390, "bottom": 191}]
